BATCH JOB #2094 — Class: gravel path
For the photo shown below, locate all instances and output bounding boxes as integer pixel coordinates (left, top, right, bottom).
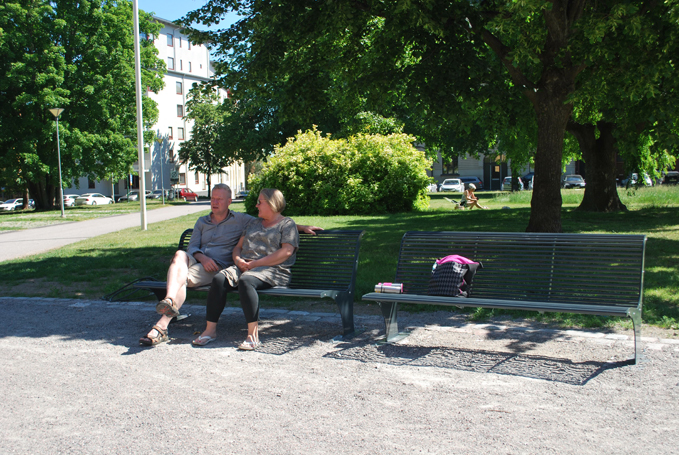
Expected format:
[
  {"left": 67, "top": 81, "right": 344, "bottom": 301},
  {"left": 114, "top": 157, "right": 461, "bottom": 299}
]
[{"left": 1, "top": 297, "right": 678, "bottom": 454}]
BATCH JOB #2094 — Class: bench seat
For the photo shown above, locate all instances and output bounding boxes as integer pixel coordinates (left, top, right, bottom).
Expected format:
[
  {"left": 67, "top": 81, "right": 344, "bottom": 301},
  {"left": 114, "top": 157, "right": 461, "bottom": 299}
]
[
  {"left": 362, "top": 231, "right": 646, "bottom": 363},
  {"left": 134, "top": 229, "right": 365, "bottom": 339}
]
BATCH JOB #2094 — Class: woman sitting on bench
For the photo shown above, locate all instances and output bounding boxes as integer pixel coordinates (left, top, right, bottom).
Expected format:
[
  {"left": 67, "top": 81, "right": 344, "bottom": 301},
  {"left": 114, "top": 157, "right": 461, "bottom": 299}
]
[{"left": 192, "top": 188, "right": 299, "bottom": 350}]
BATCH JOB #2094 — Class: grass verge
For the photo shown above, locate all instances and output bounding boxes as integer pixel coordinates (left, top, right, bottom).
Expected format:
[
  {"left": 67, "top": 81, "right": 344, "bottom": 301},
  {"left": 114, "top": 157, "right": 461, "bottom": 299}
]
[{"left": 1, "top": 186, "right": 678, "bottom": 330}]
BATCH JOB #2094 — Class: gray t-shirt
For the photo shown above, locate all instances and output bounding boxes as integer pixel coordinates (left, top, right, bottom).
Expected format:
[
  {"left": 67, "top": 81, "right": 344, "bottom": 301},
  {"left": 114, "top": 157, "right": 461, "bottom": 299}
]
[
  {"left": 240, "top": 217, "right": 299, "bottom": 287},
  {"left": 187, "top": 210, "right": 255, "bottom": 268}
]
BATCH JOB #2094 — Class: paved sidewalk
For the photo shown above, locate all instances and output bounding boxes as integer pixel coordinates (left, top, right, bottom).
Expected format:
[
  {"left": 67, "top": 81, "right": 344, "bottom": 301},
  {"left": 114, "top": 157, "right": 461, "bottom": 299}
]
[
  {"left": 0, "top": 202, "right": 210, "bottom": 263},
  {"left": 1, "top": 296, "right": 678, "bottom": 454}
]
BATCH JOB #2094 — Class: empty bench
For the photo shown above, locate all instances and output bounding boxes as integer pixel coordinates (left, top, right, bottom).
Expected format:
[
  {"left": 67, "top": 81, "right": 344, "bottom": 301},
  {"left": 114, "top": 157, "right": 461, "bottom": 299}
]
[
  {"left": 362, "top": 231, "right": 646, "bottom": 363},
  {"left": 134, "top": 228, "right": 365, "bottom": 339}
]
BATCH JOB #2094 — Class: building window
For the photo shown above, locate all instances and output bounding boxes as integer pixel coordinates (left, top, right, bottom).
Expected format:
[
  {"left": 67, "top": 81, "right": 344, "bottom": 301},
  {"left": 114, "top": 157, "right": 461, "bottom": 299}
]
[
  {"left": 168, "top": 127, "right": 173, "bottom": 139},
  {"left": 179, "top": 36, "right": 182, "bottom": 48},
  {"left": 188, "top": 62, "right": 192, "bottom": 72},
  {"left": 200, "top": 63, "right": 202, "bottom": 69},
  {"left": 442, "top": 157, "right": 459, "bottom": 175},
  {"left": 179, "top": 173, "right": 186, "bottom": 184},
  {"left": 188, "top": 41, "right": 191, "bottom": 50},
  {"left": 167, "top": 57, "right": 174, "bottom": 70},
  {"left": 177, "top": 105, "right": 183, "bottom": 117},
  {"left": 167, "top": 34, "right": 173, "bottom": 46},
  {"left": 195, "top": 172, "right": 200, "bottom": 184},
  {"left": 88, "top": 178, "right": 95, "bottom": 189},
  {"left": 176, "top": 82, "right": 182, "bottom": 94},
  {"left": 180, "top": 60, "right": 183, "bottom": 71},
  {"left": 178, "top": 127, "right": 184, "bottom": 140}
]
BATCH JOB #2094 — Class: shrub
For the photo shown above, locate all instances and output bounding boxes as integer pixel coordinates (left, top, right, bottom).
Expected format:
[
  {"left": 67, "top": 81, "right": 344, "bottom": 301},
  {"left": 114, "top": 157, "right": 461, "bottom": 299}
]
[{"left": 245, "top": 128, "right": 431, "bottom": 216}]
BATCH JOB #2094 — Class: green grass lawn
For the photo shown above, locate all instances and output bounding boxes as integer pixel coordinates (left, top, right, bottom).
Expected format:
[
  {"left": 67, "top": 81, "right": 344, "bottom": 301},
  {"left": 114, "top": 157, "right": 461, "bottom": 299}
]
[
  {"left": 1, "top": 186, "right": 677, "bottom": 329},
  {"left": 0, "top": 199, "right": 192, "bottom": 231}
]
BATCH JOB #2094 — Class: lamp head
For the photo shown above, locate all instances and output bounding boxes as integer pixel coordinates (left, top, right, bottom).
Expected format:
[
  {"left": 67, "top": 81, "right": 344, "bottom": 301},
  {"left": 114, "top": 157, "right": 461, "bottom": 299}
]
[{"left": 49, "top": 108, "right": 65, "bottom": 119}]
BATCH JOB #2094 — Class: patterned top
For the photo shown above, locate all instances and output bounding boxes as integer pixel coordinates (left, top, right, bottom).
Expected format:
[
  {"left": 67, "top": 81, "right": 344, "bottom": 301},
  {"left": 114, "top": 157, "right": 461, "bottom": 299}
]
[{"left": 240, "top": 217, "right": 299, "bottom": 287}]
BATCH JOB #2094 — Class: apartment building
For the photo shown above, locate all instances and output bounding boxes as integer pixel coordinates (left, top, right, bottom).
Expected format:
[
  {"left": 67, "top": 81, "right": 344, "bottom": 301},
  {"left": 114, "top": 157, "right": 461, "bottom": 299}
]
[{"left": 70, "top": 16, "right": 246, "bottom": 199}]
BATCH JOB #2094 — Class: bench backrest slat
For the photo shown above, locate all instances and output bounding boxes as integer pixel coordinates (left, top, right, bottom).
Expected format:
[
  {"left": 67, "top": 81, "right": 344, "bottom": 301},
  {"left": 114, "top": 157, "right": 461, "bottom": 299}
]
[
  {"left": 179, "top": 228, "right": 365, "bottom": 292},
  {"left": 395, "top": 231, "right": 646, "bottom": 309}
]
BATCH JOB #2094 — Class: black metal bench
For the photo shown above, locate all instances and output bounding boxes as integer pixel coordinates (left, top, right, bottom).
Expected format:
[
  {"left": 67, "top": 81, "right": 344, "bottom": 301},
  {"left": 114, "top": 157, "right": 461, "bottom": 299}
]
[
  {"left": 134, "top": 229, "right": 365, "bottom": 339},
  {"left": 362, "top": 231, "right": 646, "bottom": 363}
]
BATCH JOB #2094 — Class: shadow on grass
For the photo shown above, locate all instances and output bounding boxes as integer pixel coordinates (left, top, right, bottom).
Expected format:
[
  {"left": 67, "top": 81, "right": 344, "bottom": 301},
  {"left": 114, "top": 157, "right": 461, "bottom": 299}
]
[{"left": 1, "top": 205, "right": 678, "bottom": 325}]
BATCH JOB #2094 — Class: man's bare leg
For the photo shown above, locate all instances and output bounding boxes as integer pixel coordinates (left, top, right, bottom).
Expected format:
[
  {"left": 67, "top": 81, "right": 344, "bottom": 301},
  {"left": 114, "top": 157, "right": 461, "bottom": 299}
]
[{"left": 144, "top": 250, "right": 190, "bottom": 341}]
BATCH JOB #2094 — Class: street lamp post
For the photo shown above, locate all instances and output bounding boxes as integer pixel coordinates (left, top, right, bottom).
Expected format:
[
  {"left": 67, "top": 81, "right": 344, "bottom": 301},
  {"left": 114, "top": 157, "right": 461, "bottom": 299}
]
[
  {"left": 155, "top": 135, "right": 165, "bottom": 204},
  {"left": 48, "top": 108, "right": 66, "bottom": 218}
]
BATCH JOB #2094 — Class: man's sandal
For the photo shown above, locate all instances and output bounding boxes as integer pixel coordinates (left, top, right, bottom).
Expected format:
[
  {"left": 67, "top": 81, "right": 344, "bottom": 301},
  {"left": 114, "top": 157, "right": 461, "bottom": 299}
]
[
  {"left": 139, "top": 325, "right": 169, "bottom": 346},
  {"left": 156, "top": 297, "right": 180, "bottom": 317}
]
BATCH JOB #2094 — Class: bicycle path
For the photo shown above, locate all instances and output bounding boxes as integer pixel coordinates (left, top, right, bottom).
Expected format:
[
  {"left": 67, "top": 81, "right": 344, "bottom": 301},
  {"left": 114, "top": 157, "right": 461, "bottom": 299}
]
[{"left": 0, "top": 202, "right": 210, "bottom": 263}]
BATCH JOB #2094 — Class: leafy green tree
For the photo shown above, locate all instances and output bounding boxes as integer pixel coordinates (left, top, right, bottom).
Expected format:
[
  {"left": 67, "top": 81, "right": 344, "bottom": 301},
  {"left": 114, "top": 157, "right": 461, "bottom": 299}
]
[
  {"left": 180, "top": 0, "right": 679, "bottom": 231},
  {"left": 179, "top": 85, "right": 235, "bottom": 198},
  {"left": 0, "top": 0, "right": 165, "bottom": 210}
]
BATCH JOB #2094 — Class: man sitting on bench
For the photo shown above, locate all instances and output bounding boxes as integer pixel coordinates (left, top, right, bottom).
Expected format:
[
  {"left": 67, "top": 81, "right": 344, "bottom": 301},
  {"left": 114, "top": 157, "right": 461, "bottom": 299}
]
[{"left": 139, "top": 183, "right": 322, "bottom": 346}]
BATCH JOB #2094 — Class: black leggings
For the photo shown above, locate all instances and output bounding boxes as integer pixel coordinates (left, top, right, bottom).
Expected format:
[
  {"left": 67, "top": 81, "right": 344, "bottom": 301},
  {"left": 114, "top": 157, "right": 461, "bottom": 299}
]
[{"left": 205, "top": 273, "right": 272, "bottom": 324}]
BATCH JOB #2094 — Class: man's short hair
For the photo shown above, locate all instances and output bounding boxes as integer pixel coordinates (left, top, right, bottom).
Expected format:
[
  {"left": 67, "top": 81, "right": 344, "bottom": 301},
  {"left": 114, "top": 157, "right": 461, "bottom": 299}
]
[
  {"left": 212, "top": 184, "right": 232, "bottom": 199},
  {"left": 259, "top": 188, "right": 286, "bottom": 213}
]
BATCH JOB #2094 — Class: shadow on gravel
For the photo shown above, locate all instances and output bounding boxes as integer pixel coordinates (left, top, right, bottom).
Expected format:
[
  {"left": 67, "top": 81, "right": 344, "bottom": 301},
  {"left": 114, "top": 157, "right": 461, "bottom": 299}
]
[{"left": 326, "top": 338, "right": 632, "bottom": 385}]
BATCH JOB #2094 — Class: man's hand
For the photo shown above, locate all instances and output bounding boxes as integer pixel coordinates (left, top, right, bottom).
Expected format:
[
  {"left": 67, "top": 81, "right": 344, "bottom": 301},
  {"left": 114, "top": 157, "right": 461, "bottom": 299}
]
[
  {"left": 194, "top": 252, "right": 220, "bottom": 273},
  {"left": 299, "top": 225, "right": 324, "bottom": 235}
]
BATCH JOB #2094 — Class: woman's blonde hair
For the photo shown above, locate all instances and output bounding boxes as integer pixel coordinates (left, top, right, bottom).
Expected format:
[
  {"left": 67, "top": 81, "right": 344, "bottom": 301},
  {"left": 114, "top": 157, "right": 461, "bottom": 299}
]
[{"left": 259, "top": 188, "right": 286, "bottom": 213}]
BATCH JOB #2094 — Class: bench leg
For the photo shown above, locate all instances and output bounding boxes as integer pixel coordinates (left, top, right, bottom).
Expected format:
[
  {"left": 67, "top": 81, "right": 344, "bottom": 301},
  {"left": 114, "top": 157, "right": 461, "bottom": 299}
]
[
  {"left": 628, "top": 308, "right": 643, "bottom": 364},
  {"left": 379, "top": 302, "right": 408, "bottom": 343},
  {"left": 334, "top": 294, "right": 356, "bottom": 340}
]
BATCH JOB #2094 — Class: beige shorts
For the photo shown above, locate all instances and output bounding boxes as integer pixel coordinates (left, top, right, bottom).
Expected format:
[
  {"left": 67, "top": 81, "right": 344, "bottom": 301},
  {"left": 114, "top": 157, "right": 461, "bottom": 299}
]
[{"left": 186, "top": 252, "right": 219, "bottom": 287}]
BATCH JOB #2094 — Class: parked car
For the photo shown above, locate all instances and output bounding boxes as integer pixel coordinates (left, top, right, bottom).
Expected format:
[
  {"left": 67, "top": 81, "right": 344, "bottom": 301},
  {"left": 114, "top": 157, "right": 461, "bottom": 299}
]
[
  {"left": 561, "top": 174, "right": 586, "bottom": 189},
  {"left": 117, "top": 190, "right": 151, "bottom": 202},
  {"left": 75, "top": 193, "right": 113, "bottom": 205},
  {"left": 620, "top": 172, "right": 653, "bottom": 187},
  {"left": 63, "top": 194, "right": 79, "bottom": 207},
  {"left": 663, "top": 170, "right": 679, "bottom": 185},
  {"left": 439, "top": 178, "right": 464, "bottom": 193},
  {"left": 0, "top": 198, "right": 24, "bottom": 211},
  {"left": 522, "top": 172, "right": 535, "bottom": 189},
  {"left": 235, "top": 190, "right": 250, "bottom": 199},
  {"left": 501, "top": 176, "right": 524, "bottom": 191},
  {"left": 459, "top": 176, "right": 484, "bottom": 190},
  {"left": 150, "top": 189, "right": 170, "bottom": 199},
  {"left": 0, "top": 198, "right": 34, "bottom": 211},
  {"left": 175, "top": 187, "right": 198, "bottom": 201}
]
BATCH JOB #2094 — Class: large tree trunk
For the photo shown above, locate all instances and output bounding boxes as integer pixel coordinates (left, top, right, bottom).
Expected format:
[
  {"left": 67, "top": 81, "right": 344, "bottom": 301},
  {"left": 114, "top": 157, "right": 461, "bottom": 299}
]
[
  {"left": 28, "top": 176, "right": 56, "bottom": 211},
  {"left": 525, "top": 85, "right": 573, "bottom": 233},
  {"left": 567, "top": 121, "right": 627, "bottom": 212}
]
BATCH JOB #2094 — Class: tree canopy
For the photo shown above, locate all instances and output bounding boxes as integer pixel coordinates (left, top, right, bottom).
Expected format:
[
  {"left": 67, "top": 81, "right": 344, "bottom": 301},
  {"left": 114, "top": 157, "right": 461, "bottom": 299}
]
[
  {"left": 0, "top": 0, "right": 165, "bottom": 209},
  {"left": 180, "top": 0, "right": 679, "bottom": 231}
]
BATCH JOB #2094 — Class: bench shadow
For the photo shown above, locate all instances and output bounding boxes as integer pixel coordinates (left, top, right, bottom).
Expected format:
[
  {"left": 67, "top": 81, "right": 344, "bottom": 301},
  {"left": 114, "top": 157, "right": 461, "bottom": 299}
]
[
  {"left": 325, "top": 334, "right": 632, "bottom": 385},
  {"left": 121, "top": 309, "right": 342, "bottom": 356}
]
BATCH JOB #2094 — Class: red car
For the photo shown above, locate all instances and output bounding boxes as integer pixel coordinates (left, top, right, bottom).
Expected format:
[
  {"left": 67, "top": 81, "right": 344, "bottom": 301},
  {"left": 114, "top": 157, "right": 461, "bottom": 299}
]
[{"left": 176, "top": 188, "right": 198, "bottom": 201}]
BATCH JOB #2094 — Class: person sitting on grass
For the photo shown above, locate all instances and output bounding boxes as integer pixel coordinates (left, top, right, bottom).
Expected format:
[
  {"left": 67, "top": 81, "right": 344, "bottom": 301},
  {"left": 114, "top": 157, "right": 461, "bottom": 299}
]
[
  {"left": 460, "top": 183, "right": 488, "bottom": 210},
  {"left": 139, "top": 184, "right": 320, "bottom": 346},
  {"left": 192, "top": 188, "right": 297, "bottom": 350}
]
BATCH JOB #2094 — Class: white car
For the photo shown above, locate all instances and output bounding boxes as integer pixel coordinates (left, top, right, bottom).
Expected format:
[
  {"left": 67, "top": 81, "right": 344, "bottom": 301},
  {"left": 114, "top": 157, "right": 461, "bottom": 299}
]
[
  {"left": 75, "top": 193, "right": 113, "bottom": 206},
  {"left": 63, "top": 194, "right": 79, "bottom": 207},
  {"left": 0, "top": 198, "right": 34, "bottom": 211},
  {"left": 439, "top": 178, "right": 464, "bottom": 192},
  {"left": 0, "top": 199, "right": 23, "bottom": 211}
]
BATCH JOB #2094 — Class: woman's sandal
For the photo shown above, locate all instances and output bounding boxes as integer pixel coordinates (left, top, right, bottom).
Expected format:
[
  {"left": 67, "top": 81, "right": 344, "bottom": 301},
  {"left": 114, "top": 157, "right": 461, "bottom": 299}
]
[
  {"left": 156, "top": 297, "right": 179, "bottom": 317},
  {"left": 238, "top": 335, "right": 261, "bottom": 351},
  {"left": 139, "top": 325, "right": 169, "bottom": 346}
]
